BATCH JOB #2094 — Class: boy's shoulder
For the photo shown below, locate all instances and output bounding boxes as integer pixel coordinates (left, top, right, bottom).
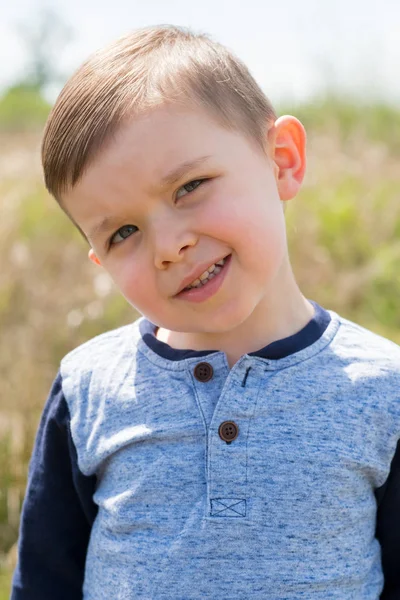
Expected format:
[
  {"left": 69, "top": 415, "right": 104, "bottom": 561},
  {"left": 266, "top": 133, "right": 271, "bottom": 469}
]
[
  {"left": 334, "top": 312, "right": 400, "bottom": 371},
  {"left": 60, "top": 317, "right": 142, "bottom": 375}
]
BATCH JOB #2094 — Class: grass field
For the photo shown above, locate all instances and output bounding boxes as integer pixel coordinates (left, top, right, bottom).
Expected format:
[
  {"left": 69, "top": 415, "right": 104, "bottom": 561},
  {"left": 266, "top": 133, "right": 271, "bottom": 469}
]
[{"left": 0, "top": 569, "right": 11, "bottom": 599}]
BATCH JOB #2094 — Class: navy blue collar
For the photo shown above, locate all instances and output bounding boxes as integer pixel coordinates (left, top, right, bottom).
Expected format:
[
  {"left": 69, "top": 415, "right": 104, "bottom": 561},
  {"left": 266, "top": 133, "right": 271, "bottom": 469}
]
[{"left": 139, "top": 300, "right": 331, "bottom": 362}]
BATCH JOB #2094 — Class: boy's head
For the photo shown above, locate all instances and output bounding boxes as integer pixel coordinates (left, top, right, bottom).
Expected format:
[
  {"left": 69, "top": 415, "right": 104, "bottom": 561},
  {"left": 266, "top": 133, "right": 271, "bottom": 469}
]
[{"left": 41, "top": 25, "right": 307, "bottom": 341}]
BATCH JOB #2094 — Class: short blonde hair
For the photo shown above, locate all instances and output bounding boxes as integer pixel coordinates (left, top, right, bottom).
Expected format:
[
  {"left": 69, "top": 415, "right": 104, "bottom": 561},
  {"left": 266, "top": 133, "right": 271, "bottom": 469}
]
[{"left": 42, "top": 25, "right": 277, "bottom": 201}]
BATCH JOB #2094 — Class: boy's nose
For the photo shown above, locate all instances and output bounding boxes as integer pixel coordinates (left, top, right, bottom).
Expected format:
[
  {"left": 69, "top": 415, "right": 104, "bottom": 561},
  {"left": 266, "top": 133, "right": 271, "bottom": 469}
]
[{"left": 152, "top": 226, "right": 198, "bottom": 269}]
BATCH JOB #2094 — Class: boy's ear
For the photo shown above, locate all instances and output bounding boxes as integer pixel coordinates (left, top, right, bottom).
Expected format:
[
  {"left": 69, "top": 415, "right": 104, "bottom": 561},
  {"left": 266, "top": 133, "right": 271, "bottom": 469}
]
[
  {"left": 267, "top": 115, "right": 306, "bottom": 201},
  {"left": 88, "top": 248, "right": 102, "bottom": 266}
]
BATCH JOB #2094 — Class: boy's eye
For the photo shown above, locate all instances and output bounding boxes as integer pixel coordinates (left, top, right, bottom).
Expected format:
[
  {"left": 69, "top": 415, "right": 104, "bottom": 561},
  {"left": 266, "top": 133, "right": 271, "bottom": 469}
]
[
  {"left": 109, "top": 224, "right": 138, "bottom": 246},
  {"left": 107, "top": 179, "right": 206, "bottom": 248},
  {"left": 176, "top": 179, "right": 204, "bottom": 199}
]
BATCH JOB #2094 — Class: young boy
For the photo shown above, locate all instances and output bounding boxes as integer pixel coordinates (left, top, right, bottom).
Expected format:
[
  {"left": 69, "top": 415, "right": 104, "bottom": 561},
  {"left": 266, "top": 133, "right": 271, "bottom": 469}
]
[{"left": 11, "top": 25, "right": 400, "bottom": 600}]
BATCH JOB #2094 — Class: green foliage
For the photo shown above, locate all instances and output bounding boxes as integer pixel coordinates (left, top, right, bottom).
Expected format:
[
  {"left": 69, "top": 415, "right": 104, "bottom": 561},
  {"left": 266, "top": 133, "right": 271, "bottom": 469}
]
[
  {"left": 0, "top": 437, "right": 14, "bottom": 550},
  {"left": 0, "top": 569, "right": 11, "bottom": 600},
  {"left": 289, "top": 174, "right": 400, "bottom": 339},
  {"left": 0, "top": 85, "right": 50, "bottom": 132},
  {"left": 279, "top": 95, "right": 400, "bottom": 154}
]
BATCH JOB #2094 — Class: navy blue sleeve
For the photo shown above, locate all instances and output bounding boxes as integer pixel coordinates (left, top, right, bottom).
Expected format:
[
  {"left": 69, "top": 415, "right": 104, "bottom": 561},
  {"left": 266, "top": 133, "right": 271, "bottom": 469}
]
[
  {"left": 11, "top": 371, "right": 98, "bottom": 600},
  {"left": 375, "top": 439, "right": 400, "bottom": 599}
]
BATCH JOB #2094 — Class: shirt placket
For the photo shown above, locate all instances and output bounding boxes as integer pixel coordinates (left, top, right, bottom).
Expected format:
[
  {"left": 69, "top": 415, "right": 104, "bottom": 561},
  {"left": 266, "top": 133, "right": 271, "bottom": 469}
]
[{"left": 191, "top": 356, "right": 264, "bottom": 520}]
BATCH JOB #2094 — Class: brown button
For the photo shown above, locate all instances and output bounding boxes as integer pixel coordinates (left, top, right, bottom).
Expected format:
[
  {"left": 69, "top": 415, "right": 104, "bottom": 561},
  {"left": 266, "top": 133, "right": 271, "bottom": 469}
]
[
  {"left": 218, "top": 421, "right": 239, "bottom": 443},
  {"left": 193, "top": 362, "right": 214, "bottom": 382}
]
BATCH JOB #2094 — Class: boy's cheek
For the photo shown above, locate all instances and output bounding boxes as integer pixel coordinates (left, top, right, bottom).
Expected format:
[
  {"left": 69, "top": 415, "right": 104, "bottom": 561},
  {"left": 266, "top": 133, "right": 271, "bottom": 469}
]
[{"left": 111, "top": 265, "right": 153, "bottom": 307}]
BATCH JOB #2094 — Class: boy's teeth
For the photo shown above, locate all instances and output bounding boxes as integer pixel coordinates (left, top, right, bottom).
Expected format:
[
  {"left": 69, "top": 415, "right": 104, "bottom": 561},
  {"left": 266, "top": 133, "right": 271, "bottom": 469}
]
[{"left": 185, "top": 256, "right": 228, "bottom": 290}]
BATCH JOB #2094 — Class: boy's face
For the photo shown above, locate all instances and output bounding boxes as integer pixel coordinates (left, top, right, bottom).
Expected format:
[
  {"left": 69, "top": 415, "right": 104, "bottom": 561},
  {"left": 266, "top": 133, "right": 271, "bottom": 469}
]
[{"left": 61, "top": 104, "right": 303, "bottom": 339}]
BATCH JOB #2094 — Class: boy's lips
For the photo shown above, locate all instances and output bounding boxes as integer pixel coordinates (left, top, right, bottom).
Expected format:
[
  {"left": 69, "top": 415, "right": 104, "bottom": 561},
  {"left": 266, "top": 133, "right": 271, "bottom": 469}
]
[{"left": 174, "top": 254, "right": 231, "bottom": 296}]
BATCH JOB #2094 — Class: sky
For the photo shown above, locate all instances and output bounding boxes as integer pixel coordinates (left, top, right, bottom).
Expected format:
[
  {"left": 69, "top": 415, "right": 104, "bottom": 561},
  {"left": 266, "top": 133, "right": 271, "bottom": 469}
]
[{"left": 1, "top": 0, "right": 400, "bottom": 105}]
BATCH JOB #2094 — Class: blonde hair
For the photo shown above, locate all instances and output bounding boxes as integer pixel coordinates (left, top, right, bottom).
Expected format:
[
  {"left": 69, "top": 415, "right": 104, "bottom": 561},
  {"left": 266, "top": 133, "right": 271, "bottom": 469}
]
[{"left": 42, "top": 25, "right": 277, "bottom": 202}]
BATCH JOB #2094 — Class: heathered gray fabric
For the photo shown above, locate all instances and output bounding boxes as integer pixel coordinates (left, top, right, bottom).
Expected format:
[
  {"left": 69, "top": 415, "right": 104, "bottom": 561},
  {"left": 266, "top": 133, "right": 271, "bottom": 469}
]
[{"left": 60, "top": 309, "right": 400, "bottom": 599}]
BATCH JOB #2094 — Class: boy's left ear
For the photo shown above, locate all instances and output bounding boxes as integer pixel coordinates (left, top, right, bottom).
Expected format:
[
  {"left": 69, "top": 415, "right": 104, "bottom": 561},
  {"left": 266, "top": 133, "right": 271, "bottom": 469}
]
[
  {"left": 267, "top": 115, "right": 306, "bottom": 201},
  {"left": 88, "top": 248, "right": 102, "bottom": 266}
]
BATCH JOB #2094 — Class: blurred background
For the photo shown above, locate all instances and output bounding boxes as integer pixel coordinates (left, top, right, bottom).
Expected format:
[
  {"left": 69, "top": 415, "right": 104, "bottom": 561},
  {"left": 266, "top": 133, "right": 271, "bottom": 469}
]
[{"left": 0, "top": 0, "right": 399, "bottom": 595}]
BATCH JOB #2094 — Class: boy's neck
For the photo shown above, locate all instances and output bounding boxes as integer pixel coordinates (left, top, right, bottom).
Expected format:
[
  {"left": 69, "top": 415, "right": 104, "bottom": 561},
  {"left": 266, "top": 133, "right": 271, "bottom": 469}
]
[{"left": 155, "top": 260, "right": 315, "bottom": 368}]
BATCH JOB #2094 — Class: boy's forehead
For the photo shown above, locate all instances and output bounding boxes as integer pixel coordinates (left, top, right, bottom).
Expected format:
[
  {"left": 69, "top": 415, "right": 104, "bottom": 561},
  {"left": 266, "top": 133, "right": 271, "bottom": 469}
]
[
  {"left": 73, "top": 105, "right": 248, "bottom": 195},
  {"left": 91, "top": 108, "right": 214, "bottom": 177},
  {"left": 60, "top": 106, "right": 227, "bottom": 226}
]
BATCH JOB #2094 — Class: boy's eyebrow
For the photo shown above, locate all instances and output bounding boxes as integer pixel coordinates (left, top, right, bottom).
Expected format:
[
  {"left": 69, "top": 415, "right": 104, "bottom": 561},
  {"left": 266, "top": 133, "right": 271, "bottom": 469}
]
[
  {"left": 159, "top": 155, "right": 212, "bottom": 187},
  {"left": 87, "top": 215, "right": 124, "bottom": 243}
]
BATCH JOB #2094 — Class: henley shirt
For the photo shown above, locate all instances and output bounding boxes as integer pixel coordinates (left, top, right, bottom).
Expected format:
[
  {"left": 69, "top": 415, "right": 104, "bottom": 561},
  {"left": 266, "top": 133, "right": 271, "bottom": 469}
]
[{"left": 11, "top": 300, "right": 400, "bottom": 599}]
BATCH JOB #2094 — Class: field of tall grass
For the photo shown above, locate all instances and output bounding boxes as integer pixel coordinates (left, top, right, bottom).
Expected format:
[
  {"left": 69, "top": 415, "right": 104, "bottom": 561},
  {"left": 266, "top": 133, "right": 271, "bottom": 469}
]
[{"left": 1, "top": 96, "right": 399, "bottom": 596}]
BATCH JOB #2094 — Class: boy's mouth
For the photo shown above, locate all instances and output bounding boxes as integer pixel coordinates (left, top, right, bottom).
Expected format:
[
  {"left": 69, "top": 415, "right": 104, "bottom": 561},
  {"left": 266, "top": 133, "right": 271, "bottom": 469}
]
[
  {"left": 175, "top": 254, "right": 231, "bottom": 296},
  {"left": 174, "top": 254, "right": 232, "bottom": 303}
]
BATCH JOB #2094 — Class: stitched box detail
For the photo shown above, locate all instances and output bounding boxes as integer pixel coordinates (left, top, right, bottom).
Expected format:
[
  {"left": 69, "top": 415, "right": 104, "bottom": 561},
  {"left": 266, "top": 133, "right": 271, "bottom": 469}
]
[{"left": 210, "top": 498, "right": 246, "bottom": 517}]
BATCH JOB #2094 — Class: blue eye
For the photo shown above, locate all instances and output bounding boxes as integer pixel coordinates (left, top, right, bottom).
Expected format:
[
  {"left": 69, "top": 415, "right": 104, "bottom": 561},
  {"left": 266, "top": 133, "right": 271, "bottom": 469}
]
[
  {"left": 110, "top": 224, "right": 137, "bottom": 246},
  {"left": 176, "top": 179, "right": 204, "bottom": 199}
]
